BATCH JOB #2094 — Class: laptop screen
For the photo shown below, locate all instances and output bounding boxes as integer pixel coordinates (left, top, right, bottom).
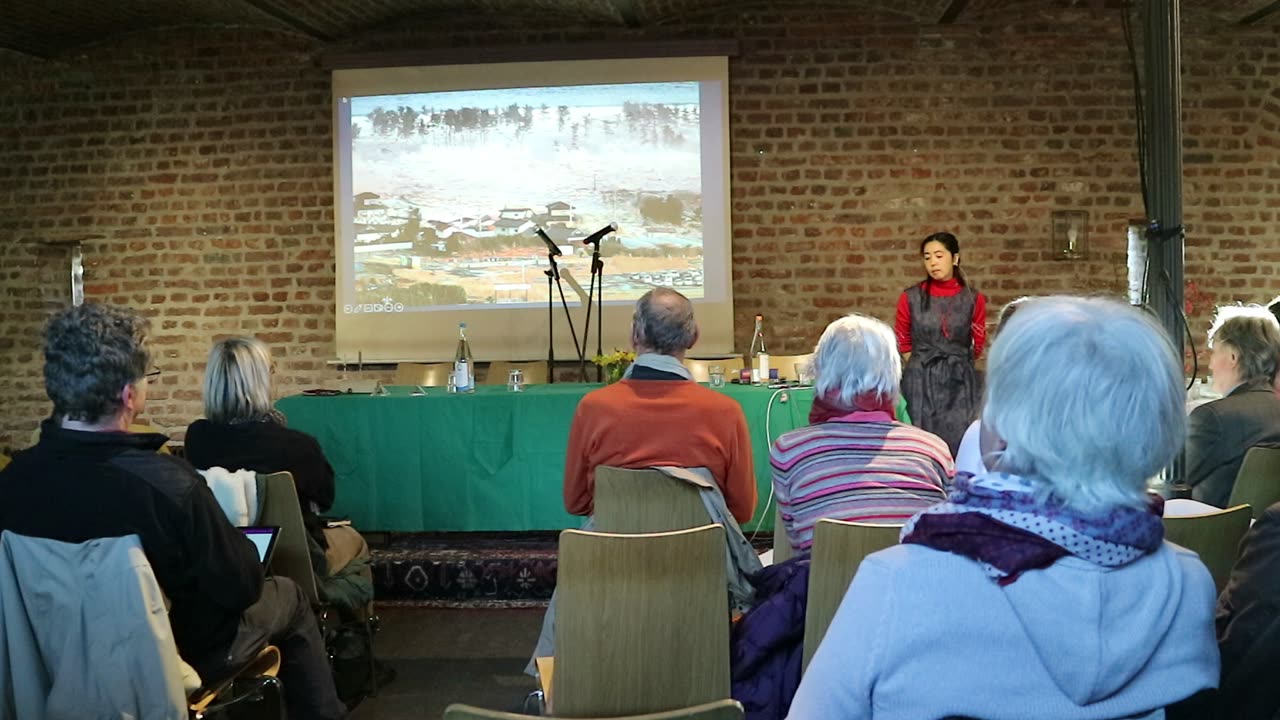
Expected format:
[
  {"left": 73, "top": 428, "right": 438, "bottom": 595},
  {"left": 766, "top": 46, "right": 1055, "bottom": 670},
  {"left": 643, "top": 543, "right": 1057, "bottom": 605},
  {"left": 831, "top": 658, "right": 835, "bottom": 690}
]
[{"left": 240, "top": 526, "right": 280, "bottom": 567}]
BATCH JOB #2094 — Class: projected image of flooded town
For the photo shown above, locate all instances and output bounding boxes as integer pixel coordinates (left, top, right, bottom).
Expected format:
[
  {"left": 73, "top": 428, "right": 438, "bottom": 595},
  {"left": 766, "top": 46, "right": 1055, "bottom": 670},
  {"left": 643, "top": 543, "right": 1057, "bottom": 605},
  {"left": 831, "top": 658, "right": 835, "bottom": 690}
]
[{"left": 348, "top": 82, "right": 705, "bottom": 308}]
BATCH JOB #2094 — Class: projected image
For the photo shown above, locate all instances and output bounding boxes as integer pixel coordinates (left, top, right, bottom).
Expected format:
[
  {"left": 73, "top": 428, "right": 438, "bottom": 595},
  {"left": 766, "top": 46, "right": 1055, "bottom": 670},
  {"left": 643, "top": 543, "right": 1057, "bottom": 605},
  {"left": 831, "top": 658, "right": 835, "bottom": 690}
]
[{"left": 348, "top": 82, "right": 704, "bottom": 308}]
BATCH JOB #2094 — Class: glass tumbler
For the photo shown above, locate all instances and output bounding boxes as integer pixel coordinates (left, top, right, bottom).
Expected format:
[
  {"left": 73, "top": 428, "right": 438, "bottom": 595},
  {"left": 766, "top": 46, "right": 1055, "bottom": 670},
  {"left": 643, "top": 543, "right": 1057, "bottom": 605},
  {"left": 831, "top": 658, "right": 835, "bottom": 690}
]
[
  {"left": 508, "top": 369, "right": 525, "bottom": 392},
  {"left": 709, "top": 365, "right": 725, "bottom": 388}
]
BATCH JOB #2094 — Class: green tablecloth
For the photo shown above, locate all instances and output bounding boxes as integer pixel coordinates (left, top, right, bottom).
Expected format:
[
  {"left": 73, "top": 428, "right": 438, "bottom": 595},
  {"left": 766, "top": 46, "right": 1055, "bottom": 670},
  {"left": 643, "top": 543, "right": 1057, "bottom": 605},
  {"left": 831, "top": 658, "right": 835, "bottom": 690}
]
[{"left": 276, "top": 383, "right": 815, "bottom": 532}]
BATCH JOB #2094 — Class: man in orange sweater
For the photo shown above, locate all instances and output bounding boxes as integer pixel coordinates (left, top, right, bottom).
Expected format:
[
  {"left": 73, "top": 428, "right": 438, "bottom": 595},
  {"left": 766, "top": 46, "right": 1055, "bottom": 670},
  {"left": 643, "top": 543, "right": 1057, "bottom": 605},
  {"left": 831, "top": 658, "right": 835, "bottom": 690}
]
[{"left": 563, "top": 287, "right": 757, "bottom": 524}]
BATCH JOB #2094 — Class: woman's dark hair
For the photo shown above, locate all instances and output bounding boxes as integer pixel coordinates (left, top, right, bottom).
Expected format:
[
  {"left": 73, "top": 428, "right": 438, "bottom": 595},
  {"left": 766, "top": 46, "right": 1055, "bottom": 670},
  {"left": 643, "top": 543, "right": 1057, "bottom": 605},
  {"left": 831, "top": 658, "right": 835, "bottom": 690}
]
[{"left": 920, "top": 231, "right": 966, "bottom": 309}]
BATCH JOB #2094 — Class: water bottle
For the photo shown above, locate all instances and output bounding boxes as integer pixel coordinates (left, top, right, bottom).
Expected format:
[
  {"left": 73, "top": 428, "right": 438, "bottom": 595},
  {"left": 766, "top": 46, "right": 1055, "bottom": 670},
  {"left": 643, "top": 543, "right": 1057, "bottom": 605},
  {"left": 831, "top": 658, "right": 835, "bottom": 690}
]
[
  {"left": 453, "top": 323, "right": 475, "bottom": 393},
  {"left": 748, "top": 314, "right": 768, "bottom": 384}
]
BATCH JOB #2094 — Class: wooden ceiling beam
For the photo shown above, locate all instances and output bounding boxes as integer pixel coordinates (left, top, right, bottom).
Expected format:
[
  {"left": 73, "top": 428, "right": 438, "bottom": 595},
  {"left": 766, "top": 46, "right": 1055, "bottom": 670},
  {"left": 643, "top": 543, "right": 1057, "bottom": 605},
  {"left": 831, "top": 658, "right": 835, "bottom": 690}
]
[
  {"left": 938, "top": 0, "right": 970, "bottom": 24},
  {"left": 236, "top": 0, "right": 336, "bottom": 41},
  {"left": 1239, "top": 1, "right": 1280, "bottom": 24}
]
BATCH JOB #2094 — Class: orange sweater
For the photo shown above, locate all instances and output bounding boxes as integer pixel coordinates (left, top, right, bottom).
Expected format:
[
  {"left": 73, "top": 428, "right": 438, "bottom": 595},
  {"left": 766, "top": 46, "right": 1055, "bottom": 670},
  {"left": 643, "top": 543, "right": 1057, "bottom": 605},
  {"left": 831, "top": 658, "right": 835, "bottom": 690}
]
[{"left": 563, "top": 380, "right": 758, "bottom": 523}]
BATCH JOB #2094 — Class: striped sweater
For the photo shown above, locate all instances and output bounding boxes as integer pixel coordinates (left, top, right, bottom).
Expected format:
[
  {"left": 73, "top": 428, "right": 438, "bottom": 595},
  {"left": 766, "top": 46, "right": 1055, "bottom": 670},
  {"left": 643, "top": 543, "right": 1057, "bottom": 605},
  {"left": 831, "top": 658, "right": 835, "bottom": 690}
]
[{"left": 770, "top": 411, "right": 954, "bottom": 552}]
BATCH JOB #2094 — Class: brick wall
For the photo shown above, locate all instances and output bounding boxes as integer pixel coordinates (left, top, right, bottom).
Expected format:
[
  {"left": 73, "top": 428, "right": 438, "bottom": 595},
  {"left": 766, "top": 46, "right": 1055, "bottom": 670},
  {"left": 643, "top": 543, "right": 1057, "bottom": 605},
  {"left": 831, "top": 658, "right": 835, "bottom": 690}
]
[{"left": 1, "top": 2, "right": 1278, "bottom": 449}]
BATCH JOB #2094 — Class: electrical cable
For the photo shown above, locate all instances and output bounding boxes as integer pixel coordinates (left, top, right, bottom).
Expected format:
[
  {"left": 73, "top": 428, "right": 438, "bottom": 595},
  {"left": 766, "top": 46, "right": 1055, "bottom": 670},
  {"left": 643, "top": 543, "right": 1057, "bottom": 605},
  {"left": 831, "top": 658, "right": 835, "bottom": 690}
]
[{"left": 747, "top": 386, "right": 807, "bottom": 545}]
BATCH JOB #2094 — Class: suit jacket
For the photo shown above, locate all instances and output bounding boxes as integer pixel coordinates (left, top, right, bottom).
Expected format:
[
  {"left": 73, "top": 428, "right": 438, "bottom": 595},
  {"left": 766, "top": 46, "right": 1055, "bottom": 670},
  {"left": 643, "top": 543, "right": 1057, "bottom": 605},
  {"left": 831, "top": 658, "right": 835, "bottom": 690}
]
[
  {"left": 1217, "top": 503, "right": 1280, "bottom": 719},
  {"left": 1185, "top": 380, "right": 1280, "bottom": 507}
]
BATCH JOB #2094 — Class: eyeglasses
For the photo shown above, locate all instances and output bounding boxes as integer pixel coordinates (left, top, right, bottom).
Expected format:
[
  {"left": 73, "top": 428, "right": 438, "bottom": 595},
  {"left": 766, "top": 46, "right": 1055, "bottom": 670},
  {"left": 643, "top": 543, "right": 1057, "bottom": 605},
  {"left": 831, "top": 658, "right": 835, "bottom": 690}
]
[{"left": 143, "top": 367, "right": 162, "bottom": 380}]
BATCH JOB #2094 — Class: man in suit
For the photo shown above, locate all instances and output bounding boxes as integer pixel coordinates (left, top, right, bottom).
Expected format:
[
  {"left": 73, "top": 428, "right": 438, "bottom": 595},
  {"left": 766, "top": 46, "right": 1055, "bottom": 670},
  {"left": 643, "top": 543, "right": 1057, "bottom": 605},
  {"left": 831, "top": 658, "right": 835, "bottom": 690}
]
[
  {"left": 1186, "top": 307, "right": 1280, "bottom": 507},
  {"left": 1217, "top": 501, "right": 1280, "bottom": 718}
]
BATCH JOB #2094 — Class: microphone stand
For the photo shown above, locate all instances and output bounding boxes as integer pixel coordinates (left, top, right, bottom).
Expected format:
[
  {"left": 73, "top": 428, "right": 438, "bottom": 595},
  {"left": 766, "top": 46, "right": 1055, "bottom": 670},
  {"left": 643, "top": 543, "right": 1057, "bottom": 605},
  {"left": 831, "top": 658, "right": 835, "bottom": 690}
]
[
  {"left": 537, "top": 229, "right": 583, "bottom": 384},
  {"left": 581, "top": 238, "right": 606, "bottom": 383}
]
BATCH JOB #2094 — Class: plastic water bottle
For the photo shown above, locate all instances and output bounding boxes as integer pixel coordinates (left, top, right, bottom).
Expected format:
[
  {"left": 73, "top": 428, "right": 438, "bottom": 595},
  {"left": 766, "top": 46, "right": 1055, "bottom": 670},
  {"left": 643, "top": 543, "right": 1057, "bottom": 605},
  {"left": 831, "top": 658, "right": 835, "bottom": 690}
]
[{"left": 453, "top": 323, "right": 475, "bottom": 393}]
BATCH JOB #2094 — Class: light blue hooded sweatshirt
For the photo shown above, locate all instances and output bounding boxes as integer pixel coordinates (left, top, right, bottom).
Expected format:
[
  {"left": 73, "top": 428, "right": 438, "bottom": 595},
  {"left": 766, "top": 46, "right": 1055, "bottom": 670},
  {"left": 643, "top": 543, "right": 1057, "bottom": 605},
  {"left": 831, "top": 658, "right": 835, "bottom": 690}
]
[{"left": 788, "top": 541, "right": 1220, "bottom": 720}]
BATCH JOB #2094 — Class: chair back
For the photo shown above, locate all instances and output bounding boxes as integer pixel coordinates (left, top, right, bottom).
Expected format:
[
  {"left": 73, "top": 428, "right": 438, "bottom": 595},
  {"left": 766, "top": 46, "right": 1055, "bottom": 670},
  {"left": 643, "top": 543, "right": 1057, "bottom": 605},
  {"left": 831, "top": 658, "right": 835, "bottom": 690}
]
[
  {"left": 0, "top": 453, "right": 8, "bottom": 472},
  {"left": 772, "top": 505, "right": 794, "bottom": 563},
  {"left": 1229, "top": 446, "right": 1280, "bottom": 521},
  {"left": 554, "top": 525, "right": 730, "bottom": 718},
  {"left": 255, "top": 471, "right": 320, "bottom": 606},
  {"left": 485, "top": 360, "right": 549, "bottom": 385},
  {"left": 394, "top": 362, "right": 454, "bottom": 387},
  {"left": 443, "top": 699, "right": 745, "bottom": 720},
  {"left": 765, "top": 354, "right": 814, "bottom": 381},
  {"left": 594, "top": 467, "right": 711, "bottom": 534},
  {"left": 802, "top": 519, "right": 902, "bottom": 671},
  {"left": 1162, "top": 504, "right": 1252, "bottom": 593},
  {"left": 684, "top": 357, "right": 745, "bottom": 383}
]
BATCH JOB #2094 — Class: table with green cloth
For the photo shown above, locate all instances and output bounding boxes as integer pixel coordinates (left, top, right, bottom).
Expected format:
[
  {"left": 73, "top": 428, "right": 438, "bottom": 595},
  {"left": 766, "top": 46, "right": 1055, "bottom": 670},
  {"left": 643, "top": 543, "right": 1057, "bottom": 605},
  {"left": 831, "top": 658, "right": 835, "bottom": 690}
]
[{"left": 275, "top": 383, "right": 815, "bottom": 532}]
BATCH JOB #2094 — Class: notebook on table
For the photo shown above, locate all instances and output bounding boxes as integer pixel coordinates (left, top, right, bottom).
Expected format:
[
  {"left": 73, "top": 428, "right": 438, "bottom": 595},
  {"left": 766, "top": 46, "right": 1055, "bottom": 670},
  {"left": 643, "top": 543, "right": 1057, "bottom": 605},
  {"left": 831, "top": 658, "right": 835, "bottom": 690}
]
[{"left": 239, "top": 526, "right": 281, "bottom": 567}]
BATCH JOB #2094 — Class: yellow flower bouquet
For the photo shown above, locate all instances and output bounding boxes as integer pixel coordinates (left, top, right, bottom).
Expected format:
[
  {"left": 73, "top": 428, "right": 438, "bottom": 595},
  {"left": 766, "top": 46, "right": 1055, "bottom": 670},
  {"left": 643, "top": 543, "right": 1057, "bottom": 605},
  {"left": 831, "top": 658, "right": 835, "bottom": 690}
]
[{"left": 591, "top": 349, "right": 636, "bottom": 384}]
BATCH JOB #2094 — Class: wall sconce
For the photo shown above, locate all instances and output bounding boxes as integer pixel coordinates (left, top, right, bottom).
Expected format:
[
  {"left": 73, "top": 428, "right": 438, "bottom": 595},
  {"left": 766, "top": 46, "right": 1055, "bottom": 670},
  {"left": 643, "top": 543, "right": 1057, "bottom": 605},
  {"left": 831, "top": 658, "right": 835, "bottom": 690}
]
[{"left": 1051, "top": 210, "right": 1088, "bottom": 260}]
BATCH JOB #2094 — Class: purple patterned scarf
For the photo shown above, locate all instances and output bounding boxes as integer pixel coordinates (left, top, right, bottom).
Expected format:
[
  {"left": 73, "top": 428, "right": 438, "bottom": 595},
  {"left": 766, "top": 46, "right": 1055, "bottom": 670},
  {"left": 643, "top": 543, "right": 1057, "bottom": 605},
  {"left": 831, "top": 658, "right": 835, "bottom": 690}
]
[{"left": 901, "top": 472, "right": 1165, "bottom": 585}]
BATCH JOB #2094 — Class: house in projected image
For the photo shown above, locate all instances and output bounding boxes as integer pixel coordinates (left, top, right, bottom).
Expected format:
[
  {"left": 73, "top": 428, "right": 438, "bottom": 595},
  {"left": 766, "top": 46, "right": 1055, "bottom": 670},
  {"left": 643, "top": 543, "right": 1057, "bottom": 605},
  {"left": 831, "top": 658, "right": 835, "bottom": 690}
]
[{"left": 546, "top": 201, "right": 574, "bottom": 225}]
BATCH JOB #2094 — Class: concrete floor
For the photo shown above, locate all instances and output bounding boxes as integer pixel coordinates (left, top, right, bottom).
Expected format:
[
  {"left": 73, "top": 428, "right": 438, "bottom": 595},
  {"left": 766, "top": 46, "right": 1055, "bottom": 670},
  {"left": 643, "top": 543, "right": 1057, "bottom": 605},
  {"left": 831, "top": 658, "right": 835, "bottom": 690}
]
[{"left": 350, "top": 606, "right": 544, "bottom": 720}]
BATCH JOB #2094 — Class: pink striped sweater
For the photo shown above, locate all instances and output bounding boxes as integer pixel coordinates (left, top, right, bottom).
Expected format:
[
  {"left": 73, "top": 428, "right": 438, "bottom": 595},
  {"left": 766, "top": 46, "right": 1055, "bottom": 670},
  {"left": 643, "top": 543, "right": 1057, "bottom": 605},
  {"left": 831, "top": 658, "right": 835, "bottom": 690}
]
[{"left": 770, "top": 410, "right": 954, "bottom": 552}]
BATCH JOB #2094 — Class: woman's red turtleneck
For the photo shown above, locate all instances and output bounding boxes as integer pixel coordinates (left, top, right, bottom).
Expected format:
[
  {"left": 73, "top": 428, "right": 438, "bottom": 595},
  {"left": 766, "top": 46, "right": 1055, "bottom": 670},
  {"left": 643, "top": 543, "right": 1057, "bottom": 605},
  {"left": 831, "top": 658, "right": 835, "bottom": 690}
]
[{"left": 894, "top": 277, "right": 987, "bottom": 357}]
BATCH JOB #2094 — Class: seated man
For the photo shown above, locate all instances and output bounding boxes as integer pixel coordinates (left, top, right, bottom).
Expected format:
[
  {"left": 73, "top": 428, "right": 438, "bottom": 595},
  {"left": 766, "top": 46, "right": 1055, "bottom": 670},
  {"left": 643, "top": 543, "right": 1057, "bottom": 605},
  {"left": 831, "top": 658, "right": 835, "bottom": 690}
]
[
  {"left": 1217, "top": 501, "right": 1280, "bottom": 718},
  {"left": 563, "top": 287, "right": 757, "bottom": 524},
  {"left": 0, "top": 304, "right": 345, "bottom": 720}
]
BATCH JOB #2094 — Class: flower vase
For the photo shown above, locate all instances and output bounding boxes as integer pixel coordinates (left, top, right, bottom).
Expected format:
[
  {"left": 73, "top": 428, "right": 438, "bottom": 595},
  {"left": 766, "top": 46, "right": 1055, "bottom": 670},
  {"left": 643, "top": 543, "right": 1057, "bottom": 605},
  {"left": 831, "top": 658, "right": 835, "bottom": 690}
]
[{"left": 605, "top": 364, "right": 626, "bottom": 384}]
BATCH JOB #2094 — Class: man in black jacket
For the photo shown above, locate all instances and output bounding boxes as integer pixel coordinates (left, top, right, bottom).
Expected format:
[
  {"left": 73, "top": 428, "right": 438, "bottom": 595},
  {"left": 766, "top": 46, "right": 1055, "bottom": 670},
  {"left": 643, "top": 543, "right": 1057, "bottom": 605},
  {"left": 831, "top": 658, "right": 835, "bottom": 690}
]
[
  {"left": 0, "top": 303, "right": 345, "bottom": 720},
  {"left": 1217, "top": 502, "right": 1280, "bottom": 719}
]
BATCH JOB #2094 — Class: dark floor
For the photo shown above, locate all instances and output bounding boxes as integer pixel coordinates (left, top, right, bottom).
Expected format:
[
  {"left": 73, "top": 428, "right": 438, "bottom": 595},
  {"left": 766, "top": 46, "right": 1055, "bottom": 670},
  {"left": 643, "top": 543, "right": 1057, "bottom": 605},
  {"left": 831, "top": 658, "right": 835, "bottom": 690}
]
[{"left": 350, "top": 606, "right": 544, "bottom": 720}]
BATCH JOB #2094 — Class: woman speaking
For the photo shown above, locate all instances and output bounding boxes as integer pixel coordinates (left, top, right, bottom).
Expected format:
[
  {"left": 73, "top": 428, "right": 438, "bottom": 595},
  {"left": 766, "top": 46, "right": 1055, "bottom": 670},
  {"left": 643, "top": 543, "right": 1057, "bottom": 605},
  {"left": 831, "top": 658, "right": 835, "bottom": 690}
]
[{"left": 895, "top": 231, "right": 987, "bottom": 455}]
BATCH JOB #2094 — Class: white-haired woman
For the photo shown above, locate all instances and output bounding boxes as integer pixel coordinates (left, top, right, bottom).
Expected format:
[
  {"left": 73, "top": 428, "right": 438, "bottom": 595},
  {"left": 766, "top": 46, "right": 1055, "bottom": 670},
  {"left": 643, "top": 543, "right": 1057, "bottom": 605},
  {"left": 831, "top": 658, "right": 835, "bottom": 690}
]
[
  {"left": 770, "top": 314, "right": 953, "bottom": 553},
  {"left": 1186, "top": 306, "right": 1280, "bottom": 507},
  {"left": 185, "top": 337, "right": 370, "bottom": 586},
  {"left": 789, "top": 297, "right": 1219, "bottom": 720}
]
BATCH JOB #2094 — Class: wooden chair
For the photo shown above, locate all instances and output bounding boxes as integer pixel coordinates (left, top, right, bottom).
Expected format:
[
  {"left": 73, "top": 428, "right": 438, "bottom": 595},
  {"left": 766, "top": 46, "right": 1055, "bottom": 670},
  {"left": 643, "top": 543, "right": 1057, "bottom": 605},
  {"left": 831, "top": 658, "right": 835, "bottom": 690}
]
[
  {"left": 552, "top": 525, "right": 730, "bottom": 717},
  {"left": 1163, "top": 503, "right": 1252, "bottom": 593},
  {"left": 393, "top": 362, "right": 453, "bottom": 387},
  {"left": 484, "top": 360, "right": 549, "bottom": 385},
  {"left": 256, "top": 472, "right": 379, "bottom": 696},
  {"left": 443, "top": 699, "right": 744, "bottom": 720},
  {"left": 765, "top": 354, "right": 814, "bottom": 381},
  {"left": 0, "top": 453, "right": 9, "bottom": 472},
  {"left": 802, "top": 519, "right": 902, "bottom": 671},
  {"left": 188, "top": 645, "right": 283, "bottom": 718},
  {"left": 684, "top": 357, "right": 745, "bottom": 383},
  {"left": 772, "top": 505, "right": 794, "bottom": 563},
  {"left": 594, "top": 466, "right": 710, "bottom": 533},
  {"left": 1229, "top": 446, "right": 1280, "bottom": 520}
]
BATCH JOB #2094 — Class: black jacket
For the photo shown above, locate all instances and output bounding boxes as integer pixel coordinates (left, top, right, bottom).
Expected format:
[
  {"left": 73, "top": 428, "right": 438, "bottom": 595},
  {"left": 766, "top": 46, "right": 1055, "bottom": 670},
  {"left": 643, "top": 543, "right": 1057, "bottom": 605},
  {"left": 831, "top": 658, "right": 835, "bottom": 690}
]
[
  {"left": 1217, "top": 503, "right": 1280, "bottom": 719},
  {"left": 1186, "top": 380, "right": 1280, "bottom": 507},
  {"left": 0, "top": 420, "right": 263, "bottom": 663}
]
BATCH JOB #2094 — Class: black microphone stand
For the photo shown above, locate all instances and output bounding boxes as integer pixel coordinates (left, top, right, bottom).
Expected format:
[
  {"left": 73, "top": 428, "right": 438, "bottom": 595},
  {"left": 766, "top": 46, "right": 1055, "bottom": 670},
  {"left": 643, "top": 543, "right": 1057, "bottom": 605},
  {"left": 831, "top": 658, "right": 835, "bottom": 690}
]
[
  {"left": 581, "top": 237, "right": 606, "bottom": 383},
  {"left": 537, "top": 229, "right": 583, "bottom": 384}
]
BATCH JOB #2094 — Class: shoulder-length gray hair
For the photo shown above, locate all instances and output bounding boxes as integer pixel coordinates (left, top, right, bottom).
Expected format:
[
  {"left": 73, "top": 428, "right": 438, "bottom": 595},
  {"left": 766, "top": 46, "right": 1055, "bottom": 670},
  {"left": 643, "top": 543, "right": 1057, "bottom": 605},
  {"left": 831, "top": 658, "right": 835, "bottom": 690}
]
[
  {"left": 983, "top": 297, "right": 1184, "bottom": 512},
  {"left": 203, "top": 336, "right": 273, "bottom": 424},
  {"left": 1208, "top": 305, "right": 1280, "bottom": 385},
  {"left": 811, "top": 314, "right": 901, "bottom": 410}
]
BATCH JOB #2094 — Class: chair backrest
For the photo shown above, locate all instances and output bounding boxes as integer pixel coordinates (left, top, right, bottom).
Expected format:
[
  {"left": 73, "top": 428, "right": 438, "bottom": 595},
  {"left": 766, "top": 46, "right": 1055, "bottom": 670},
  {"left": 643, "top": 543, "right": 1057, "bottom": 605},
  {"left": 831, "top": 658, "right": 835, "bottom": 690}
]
[
  {"left": 772, "top": 505, "right": 794, "bottom": 563},
  {"left": 684, "top": 357, "right": 745, "bottom": 383},
  {"left": 394, "top": 362, "right": 454, "bottom": 387},
  {"left": 1229, "top": 446, "right": 1280, "bottom": 521},
  {"left": 443, "top": 699, "right": 745, "bottom": 720},
  {"left": 1162, "top": 504, "right": 1252, "bottom": 594},
  {"left": 594, "top": 467, "right": 711, "bottom": 534},
  {"left": 554, "top": 525, "right": 730, "bottom": 718},
  {"left": 0, "top": 453, "right": 8, "bottom": 472},
  {"left": 255, "top": 471, "right": 320, "bottom": 606},
  {"left": 802, "top": 519, "right": 902, "bottom": 671},
  {"left": 484, "top": 360, "right": 549, "bottom": 385},
  {"left": 765, "top": 354, "right": 814, "bottom": 381}
]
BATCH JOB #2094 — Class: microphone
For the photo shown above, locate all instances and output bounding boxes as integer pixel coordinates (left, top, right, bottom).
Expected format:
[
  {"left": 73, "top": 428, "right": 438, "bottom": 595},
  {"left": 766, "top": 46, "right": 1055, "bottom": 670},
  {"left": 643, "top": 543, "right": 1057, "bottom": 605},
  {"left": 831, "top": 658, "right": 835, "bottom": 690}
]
[
  {"left": 581, "top": 223, "right": 617, "bottom": 247},
  {"left": 534, "top": 227, "right": 562, "bottom": 257}
]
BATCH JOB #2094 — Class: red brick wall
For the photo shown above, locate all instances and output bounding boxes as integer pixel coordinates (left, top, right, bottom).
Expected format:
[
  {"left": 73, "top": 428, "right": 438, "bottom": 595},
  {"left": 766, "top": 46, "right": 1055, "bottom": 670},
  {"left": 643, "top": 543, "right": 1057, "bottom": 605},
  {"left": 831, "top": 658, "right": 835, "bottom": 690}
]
[{"left": 1, "top": 3, "right": 1277, "bottom": 449}]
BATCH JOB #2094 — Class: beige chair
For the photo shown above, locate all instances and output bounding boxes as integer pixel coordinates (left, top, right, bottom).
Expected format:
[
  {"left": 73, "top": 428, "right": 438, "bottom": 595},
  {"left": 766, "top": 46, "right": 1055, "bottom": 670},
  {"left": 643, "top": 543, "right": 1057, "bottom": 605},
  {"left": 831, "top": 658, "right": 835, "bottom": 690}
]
[
  {"left": 684, "top": 357, "right": 745, "bottom": 383},
  {"left": 1163, "top": 503, "right": 1252, "bottom": 593},
  {"left": 552, "top": 525, "right": 730, "bottom": 718},
  {"left": 484, "top": 360, "right": 549, "bottom": 385},
  {"left": 393, "top": 362, "right": 453, "bottom": 387},
  {"left": 1229, "top": 447, "right": 1280, "bottom": 520},
  {"left": 0, "top": 453, "right": 8, "bottom": 472},
  {"left": 802, "top": 519, "right": 902, "bottom": 671},
  {"left": 772, "top": 505, "right": 794, "bottom": 563},
  {"left": 594, "top": 466, "right": 710, "bottom": 533},
  {"left": 766, "top": 354, "right": 814, "bottom": 381},
  {"left": 443, "top": 699, "right": 744, "bottom": 720}
]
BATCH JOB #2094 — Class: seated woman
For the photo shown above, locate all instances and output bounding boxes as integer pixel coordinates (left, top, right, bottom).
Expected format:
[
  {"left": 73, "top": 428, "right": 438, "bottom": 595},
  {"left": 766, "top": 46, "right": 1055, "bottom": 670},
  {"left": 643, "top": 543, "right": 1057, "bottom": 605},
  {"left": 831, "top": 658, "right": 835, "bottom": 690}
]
[
  {"left": 1186, "top": 306, "right": 1280, "bottom": 506},
  {"left": 771, "top": 314, "right": 953, "bottom": 554},
  {"left": 185, "top": 337, "right": 371, "bottom": 599},
  {"left": 789, "top": 297, "right": 1219, "bottom": 720}
]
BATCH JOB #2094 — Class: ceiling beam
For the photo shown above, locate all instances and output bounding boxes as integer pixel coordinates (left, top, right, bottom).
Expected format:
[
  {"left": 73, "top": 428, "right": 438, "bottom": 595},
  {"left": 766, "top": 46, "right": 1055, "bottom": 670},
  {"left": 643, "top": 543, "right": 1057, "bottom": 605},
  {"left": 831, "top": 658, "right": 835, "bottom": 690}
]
[
  {"left": 938, "top": 0, "right": 970, "bottom": 24},
  {"left": 611, "top": 0, "right": 644, "bottom": 28},
  {"left": 1239, "top": 1, "right": 1280, "bottom": 24},
  {"left": 236, "top": 0, "right": 336, "bottom": 41},
  {"left": 321, "top": 38, "right": 740, "bottom": 69}
]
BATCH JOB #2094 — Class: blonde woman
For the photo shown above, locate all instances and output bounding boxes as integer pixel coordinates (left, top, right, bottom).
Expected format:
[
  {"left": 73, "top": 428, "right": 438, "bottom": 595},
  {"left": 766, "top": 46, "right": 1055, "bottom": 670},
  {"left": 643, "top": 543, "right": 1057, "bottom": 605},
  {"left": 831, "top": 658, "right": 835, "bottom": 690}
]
[{"left": 186, "top": 337, "right": 370, "bottom": 584}]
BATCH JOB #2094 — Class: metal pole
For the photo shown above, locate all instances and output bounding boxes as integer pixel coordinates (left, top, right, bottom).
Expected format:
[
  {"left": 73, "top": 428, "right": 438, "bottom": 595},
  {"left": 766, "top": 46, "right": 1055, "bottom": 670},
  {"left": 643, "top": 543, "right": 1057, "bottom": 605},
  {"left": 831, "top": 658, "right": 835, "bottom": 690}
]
[{"left": 1142, "top": 0, "right": 1186, "bottom": 481}]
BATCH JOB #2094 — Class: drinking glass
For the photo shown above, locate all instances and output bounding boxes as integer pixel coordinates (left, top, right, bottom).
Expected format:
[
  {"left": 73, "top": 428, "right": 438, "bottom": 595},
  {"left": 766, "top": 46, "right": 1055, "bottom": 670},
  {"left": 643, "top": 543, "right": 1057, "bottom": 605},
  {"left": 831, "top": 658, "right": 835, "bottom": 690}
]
[
  {"left": 508, "top": 369, "right": 525, "bottom": 393},
  {"left": 709, "top": 365, "right": 725, "bottom": 388},
  {"left": 795, "top": 363, "right": 811, "bottom": 386}
]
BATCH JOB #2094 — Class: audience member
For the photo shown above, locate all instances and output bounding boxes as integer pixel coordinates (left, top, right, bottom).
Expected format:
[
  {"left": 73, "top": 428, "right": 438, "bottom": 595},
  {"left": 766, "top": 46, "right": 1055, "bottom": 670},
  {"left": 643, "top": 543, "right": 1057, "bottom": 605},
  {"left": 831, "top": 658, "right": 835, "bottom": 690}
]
[
  {"left": 1217, "top": 500, "right": 1280, "bottom": 719},
  {"left": 563, "top": 287, "right": 756, "bottom": 523},
  {"left": 1186, "top": 306, "right": 1280, "bottom": 506},
  {"left": 789, "top": 297, "right": 1219, "bottom": 720},
  {"left": 954, "top": 296, "right": 1028, "bottom": 475},
  {"left": 771, "top": 314, "right": 951, "bottom": 553},
  {"left": 185, "top": 337, "right": 372, "bottom": 604},
  {"left": 0, "top": 304, "right": 346, "bottom": 719}
]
